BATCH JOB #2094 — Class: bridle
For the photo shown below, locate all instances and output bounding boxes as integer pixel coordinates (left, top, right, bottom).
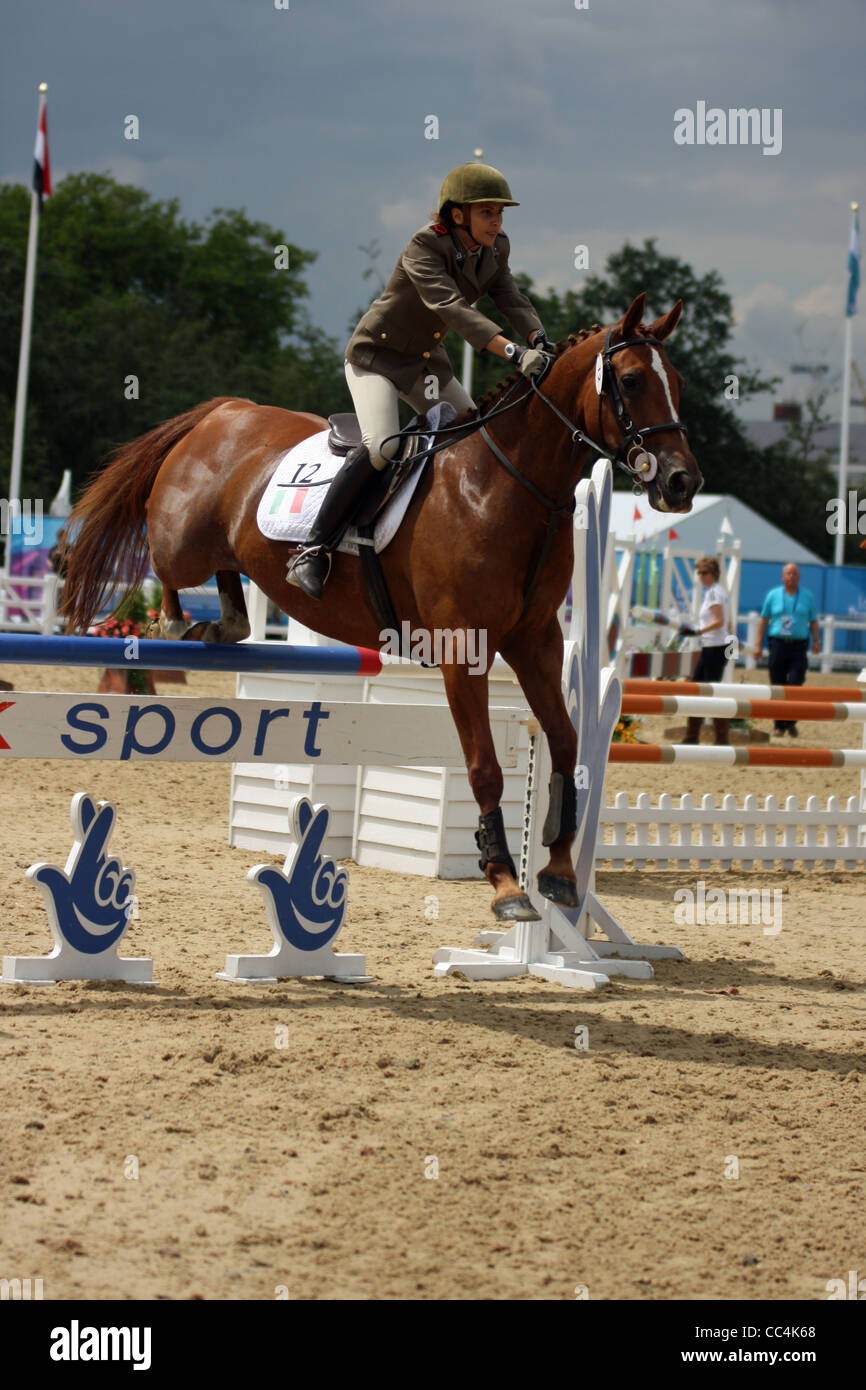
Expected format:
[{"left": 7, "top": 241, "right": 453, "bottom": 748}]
[
  {"left": 593, "top": 327, "right": 689, "bottom": 480},
  {"left": 477, "top": 328, "right": 691, "bottom": 612},
  {"left": 517, "top": 327, "right": 689, "bottom": 490}
]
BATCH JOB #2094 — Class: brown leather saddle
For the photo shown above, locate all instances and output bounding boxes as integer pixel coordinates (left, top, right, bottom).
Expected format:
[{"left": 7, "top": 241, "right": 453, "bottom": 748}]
[
  {"left": 326, "top": 412, "right": 420, "bottom": 527},
  {"left": 326, "top": 412, "right": 364, "bottom": 455}
]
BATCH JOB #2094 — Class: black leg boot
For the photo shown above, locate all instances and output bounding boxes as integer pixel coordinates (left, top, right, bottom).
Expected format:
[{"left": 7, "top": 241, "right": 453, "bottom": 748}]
[
  {"left": 681, "top": 716, "right": 703, "bottom": 745},
  {"left": 287, "top": 445, "right": 376, "bottom": 599}
]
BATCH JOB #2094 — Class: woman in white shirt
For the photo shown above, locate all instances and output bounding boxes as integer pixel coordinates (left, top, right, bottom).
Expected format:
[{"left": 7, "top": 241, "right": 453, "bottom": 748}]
[{"left": 681, "top": 556, "right": 731, "bottom": 745}]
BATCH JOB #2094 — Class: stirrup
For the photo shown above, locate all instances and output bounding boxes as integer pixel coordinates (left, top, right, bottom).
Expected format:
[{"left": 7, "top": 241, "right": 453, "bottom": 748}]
[
  {"left": 286, "top": 544, "right": 332, "bottom": 585},
  {"left": 287, "top": 542, "right": 327, "bottom": 573}
]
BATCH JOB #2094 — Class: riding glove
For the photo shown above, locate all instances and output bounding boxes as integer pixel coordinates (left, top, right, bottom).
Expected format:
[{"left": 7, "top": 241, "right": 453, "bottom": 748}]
[{"left": 517, "top": 347, "right": 549, "bottom": 380}]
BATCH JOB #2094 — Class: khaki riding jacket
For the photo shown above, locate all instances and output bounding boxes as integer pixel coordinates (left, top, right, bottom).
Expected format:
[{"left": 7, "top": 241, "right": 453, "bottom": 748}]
[{"left": 345, "top": 223, "right": 544, "bottom": 394}]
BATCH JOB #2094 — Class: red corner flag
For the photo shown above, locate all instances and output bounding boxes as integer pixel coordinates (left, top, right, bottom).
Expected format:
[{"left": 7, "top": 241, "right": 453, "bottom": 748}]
[
  {"left": 633, "top": 505, "right": 642, "bottom": 521},
  {"left": 668, "top": 527, "right": 679, "bottom": 539},
  {"left": 33, "top": 91, "right": 51, "bottom": 203}
]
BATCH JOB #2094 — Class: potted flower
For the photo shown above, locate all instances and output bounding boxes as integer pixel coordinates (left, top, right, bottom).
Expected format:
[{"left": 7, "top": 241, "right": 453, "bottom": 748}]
[
  {"left": 612, "top": 714, "right": 643, "bottom": 744},
  {"left": 92, "top": 590, "right": 155, "bottom": 695}
]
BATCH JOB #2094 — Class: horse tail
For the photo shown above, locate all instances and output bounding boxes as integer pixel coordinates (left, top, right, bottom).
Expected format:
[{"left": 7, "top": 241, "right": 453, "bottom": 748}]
[{"left": 60, "top": 397, "right": 235, "bottom": 633}]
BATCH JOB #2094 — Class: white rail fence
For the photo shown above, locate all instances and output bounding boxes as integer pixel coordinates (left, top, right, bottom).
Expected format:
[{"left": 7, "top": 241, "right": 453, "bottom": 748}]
[
  {"left": 598, "top": 791, "right": 866, "bottom": 870},
  {"left": 0, "top": 570, "right": 58, "bottom": 633}
]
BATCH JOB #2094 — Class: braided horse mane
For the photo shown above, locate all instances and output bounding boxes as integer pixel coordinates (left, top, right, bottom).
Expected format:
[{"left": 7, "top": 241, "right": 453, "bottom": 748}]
[
  {"left": 472, "top": 323, "right": 602, "bottom": 416},
  {"left": 466, "top": 318, "right": 661, "bottom": 419}
]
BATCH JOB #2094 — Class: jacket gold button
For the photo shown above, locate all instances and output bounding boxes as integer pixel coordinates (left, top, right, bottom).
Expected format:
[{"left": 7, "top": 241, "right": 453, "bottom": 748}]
[
  {"left": 422, "top": 351, "right": 430, "bottom": 358},
  {"left": 380, "top": 333, "right": 387, "bottom": 340},
  {"left": 433, "top": 332, "right": 441, "bottom": 339}
]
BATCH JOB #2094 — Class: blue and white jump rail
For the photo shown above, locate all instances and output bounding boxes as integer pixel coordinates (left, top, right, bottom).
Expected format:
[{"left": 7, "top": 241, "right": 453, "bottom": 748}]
[
  {"left": 0, "top": 633, "right": 386, "bottom": 676},
  {"left": 0, "top": 689, "right": 518, "bottom": 765},
  {"left": 0, "top": 634, "right": 521, "bottom": 765}
]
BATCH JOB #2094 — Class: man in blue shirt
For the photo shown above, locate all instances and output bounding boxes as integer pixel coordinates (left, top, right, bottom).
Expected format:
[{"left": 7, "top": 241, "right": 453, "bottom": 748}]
[{"left": 753, "top": 562, "right": 820, "bottom": 736}]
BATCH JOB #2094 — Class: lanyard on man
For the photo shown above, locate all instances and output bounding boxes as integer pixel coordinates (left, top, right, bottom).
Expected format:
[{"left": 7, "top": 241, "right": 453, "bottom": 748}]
[{"left": 780, "top": 588, "right": 799, "bottom": 637}]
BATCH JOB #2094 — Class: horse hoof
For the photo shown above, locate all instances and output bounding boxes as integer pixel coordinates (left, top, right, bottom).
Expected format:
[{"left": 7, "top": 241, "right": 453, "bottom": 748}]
[
  {"left": 492, "top": 893, "right": 541, "bottom": 923},
  {"left": 537, "top": 873, "right": 579, "bottom": 908},
  {"left": 182, "top": 621, "right": 212, "bottom": 642}
]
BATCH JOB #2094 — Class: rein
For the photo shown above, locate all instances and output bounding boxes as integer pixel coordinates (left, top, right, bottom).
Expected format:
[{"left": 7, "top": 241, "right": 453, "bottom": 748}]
[
  {"left": 376, "top": 372, "right": 529, "bottom": 469},
  {"left": 478, "top": 332, "right": 689, "bottom": 613},
  {"left": 383, "top": 328, "right": 688, "bottom": 490},
  {"left": 478, "top": 421, "right": 575, "bottom": 614}
]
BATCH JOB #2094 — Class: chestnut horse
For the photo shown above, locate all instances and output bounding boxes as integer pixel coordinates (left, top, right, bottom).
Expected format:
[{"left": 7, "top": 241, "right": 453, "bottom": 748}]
[{"left": 61, "top": 293, "right": 702, "bottom": 922}]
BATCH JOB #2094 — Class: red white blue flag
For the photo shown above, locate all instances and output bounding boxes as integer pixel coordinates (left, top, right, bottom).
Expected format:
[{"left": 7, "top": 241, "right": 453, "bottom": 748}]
[{"left": 33, "top": 94, "right": 51, "bottom": 204}]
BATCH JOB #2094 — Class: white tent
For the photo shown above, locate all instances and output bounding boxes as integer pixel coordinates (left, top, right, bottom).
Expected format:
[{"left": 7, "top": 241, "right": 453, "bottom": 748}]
[{"left": 610, "top": 491, "right": 825, "bottom": 566}]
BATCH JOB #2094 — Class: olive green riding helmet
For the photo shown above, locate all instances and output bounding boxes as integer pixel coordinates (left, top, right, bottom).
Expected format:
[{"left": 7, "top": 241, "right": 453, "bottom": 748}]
[{"left": 438, "top": 163, "right": 519, "bottom": 210}]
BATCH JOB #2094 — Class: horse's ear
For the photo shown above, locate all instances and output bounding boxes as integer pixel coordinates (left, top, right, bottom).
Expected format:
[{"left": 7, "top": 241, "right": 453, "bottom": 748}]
[
  {"left": 618, "top": 293, "right": 646, "bottom": 340},
  {"left": 646, "top": 299, "right": 683, "bottom": 341}
]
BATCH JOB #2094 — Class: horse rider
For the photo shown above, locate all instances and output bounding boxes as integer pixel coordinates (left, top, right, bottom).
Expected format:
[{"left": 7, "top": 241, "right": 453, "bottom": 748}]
[{"left": 287, "top": 162, "right": 553, "bottom": 598}]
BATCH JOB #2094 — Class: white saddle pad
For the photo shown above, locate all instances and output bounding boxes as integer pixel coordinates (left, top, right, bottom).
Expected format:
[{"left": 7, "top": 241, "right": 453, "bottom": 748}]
[{"left": 256, "top": 402, "right": 456, "bottom": 556}]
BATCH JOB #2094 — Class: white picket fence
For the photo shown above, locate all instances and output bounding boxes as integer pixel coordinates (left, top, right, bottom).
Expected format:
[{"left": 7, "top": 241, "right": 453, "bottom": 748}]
[
  {"left": 598, "top": 791, "right": 866, "bottom": 870},
  {"left": 0, "top": 570, "right": 58, "bottom": 633}
]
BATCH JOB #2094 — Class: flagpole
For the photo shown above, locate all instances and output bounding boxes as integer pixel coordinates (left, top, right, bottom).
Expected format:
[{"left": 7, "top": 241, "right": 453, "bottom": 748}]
[
  {"left": 835, "top": 316, "right": 854, "bottom": 566},
  {"left": 7, "top": 83, "right": 48, "bottom": 546},
  {"left": 835, "top": 200, "right": 859, "bottom": 567}
]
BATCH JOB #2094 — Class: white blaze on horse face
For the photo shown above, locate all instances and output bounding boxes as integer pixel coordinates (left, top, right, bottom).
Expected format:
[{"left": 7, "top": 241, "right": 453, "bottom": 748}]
[{"left": 650, "top": 347, "right": 679, "bottom": 422}]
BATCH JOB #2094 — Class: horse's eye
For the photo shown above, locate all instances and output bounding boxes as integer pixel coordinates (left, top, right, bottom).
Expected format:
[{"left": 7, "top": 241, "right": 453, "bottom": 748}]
[{"left": 620, "top": 373, "right": 640, "bottom": 393}]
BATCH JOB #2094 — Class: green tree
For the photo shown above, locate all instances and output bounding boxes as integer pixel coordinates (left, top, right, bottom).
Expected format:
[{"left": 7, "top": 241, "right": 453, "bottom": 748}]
[{"left": 0, "top": 173, "right": 349, "bottom": 502}]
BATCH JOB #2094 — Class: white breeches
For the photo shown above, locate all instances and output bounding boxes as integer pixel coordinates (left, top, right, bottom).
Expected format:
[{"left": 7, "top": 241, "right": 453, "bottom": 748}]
[{"left": 344, "top": 359, "right": 475, "bottom": 471}]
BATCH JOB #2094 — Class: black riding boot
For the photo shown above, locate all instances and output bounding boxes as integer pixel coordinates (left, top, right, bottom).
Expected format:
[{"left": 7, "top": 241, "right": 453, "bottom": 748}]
[{"left": 287, "top": 444, "right": 376, "bottom": 600}]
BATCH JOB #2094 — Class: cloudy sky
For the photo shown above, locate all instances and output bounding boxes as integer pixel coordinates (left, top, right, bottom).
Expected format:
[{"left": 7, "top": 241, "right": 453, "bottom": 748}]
[{"left": 2, "top": 0, "right": 863, "bottom": 421}]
